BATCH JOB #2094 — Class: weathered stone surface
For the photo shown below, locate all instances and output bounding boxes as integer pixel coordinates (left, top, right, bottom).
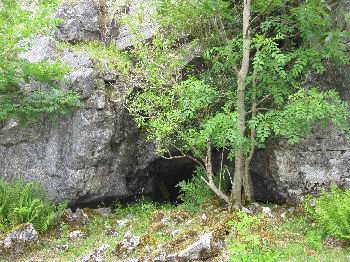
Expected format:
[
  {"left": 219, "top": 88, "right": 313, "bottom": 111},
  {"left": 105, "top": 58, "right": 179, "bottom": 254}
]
[
  {"left": 0, "top": 35, "right": 157, "bottom": 205},
  {"left": 55, "top": 0, "right": 102, "bottom": 42},
  {"left": 117, "top": 231, "right": 141, "bottom": 253},
  {"left": 69, "top": 230, "right": 86, "bottom": 240},
  {"left": 167, "top": 232, "right": 214, "bottom": 261},
  {"left": 19, "top": 36, "right": 57, "bottom": 64},
  {"left": 113, "top": 0, "right": 157, "bottom": 49},
  {"left": 252, "top": 126, "right": 350, "bottom": 203},
  {"left": 64, "top": 208, "right": 89, "bottom": 224},
  {"left": 55, "top": 0, "right": 157, "bottom": 49},
  {"left": 0, "top": 224, "right": 38, "bottom": 255},
  {"left": 79, "top": 244, "right": 110, "bottom": 262}
]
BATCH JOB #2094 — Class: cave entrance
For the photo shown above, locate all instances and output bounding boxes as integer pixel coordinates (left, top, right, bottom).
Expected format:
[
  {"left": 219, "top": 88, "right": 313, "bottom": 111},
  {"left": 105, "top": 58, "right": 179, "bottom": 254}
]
[{"left": 149, "top": 158, "right": 196, "bottom": 203}]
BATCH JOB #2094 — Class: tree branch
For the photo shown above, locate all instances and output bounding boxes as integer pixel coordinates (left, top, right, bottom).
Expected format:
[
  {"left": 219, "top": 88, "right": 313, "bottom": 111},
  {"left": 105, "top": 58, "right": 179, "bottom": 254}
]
[{"left": 202, "top": 141, "right": 230, "bottom": 204}]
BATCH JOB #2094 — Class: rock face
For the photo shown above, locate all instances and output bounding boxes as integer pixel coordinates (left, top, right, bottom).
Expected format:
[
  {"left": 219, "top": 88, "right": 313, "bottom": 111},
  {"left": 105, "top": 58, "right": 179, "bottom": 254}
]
[
  {"left": 0, "top": 0, "right": 191, "bottom": 206},
  {"left": 2, "top": 0, "right": 350, "bottom": 206},
  {"left": 252, "top": 126, "right": 350, "bottom": 203},
  {"left": 0, "top": 35, "right": 157, "bottom": 205},
  {"left": 0, "top": 1, "right": 163, "bottom": 206},
  {"left": 55, "top": 0, "right": 157, "bottom": 49}
]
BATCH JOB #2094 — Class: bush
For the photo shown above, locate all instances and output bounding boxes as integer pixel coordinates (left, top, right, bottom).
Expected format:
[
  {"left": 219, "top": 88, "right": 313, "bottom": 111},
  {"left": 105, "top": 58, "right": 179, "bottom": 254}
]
[
  {"left": 0, "top": 179, "right": 66, "bottom": 233},
  {"left": 176, "top": 167, "right": 214, "bottom": 212},
  {"left": 305, "top": 186, "right": 350, "bottom": 241}
]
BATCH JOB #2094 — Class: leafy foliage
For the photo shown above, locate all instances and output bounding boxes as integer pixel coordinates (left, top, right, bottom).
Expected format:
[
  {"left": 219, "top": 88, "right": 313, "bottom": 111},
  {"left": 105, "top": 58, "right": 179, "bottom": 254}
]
[
  {"left": 0, "top": 0, "right": 80, "bottom": 123},
  {"left": 126, "top": 0, "right": 349, "bottom": 205},
  {"left": 251, "top": 88, "right": 349, "bottom": 145},
  {"left": 177, "top": 167, "right": 214, "bottom": 212},
  {"left": 305, "top": 187, "right": 350, "bottom": 241},
  {"left": 0, "top": 179, "right": 66, "bottom": 233}
]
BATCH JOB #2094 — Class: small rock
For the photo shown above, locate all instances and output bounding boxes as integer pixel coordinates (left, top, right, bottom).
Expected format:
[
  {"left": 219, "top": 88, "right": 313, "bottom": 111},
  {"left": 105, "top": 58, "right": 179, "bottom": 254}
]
[
  {"left": 309, "top": 199, "right": 316, "bottom": 207},
  {"left": 280, "top": 212, "right": 287, "bottom": 219},
  {"left": 201, "top": 214, "right": 208, "bottom": 221},
  {"left": 56, "top": 244, "right": 69, "bottom": 252},
  {"left": 185, "top": 219, "right": 193, "bottom": 225},
  {"left": 80, "top": 244, "right": 109, "bottom": 262},
  {"left": 251, "top": 202, "right": 260, "bottom": 208},
  {"left": 247, "top": 202, "right": 260, "bottom": 213},
  {"left": 168, "top": 232, "right": 213, "bottom": 260},
  {"left": 171, "top": 230, "right": 181, "bottom": 237},
  {"left": 0, "top": 223, "right": 38, "bottom": 255},
  {"left": 241, "top": 207, "right": 253, "bottom": 215},
  {"left": 110, "top": 231, "right": 119, "bottom": 237},
  {"left": 125, "top": 259, "right": 139, "bottom": 262},
  {"left": 262, "top": 207, "right": 274, "bottom": 218},
  {"left": 117, "top": 231, "right": 140, "bottom": 253},
  {"left": 213, "top": 239, "right": 224, "bottom": 250},
  {"left": 288, "top": 207, "right": 296, "bottom": 214},
  {"left": 154, "top": 252, "right": 167, "bottom": 262},
  {"left": 65, "top": 208, "right": 89, "bottom": 224},
  {"left": 69, "top": 230, "right": 86, "bottom": 239},
  {"left": 161, "top": 216, "right": 172, "bottom": 226},
  {"left": 96, "top": 207, "right": 112, "bottom": 217},
  {"left": 116, "top": 218, "right": 130, "bottom": 228}
]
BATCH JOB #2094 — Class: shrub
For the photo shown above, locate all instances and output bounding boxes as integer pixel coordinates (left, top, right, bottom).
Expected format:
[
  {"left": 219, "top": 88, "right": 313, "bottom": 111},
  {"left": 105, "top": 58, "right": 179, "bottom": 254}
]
[
  {"left": 305, "top": 186, "right": 350, "bottom": 241},
  {"left": 176, "top": 167, "right": 214, "bottom": 213},
  {"left": 0, "top": 179, "right": 66, "bottom": 233}
]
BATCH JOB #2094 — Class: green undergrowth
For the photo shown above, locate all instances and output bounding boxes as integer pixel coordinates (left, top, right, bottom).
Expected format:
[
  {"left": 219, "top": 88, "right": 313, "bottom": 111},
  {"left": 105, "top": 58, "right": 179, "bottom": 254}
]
[
  {"left": 0, "top": 179, "right": 66, "bottom": 234},
  {"left": 57, "top": 41, "right": 133, "bottom": 77},
  {"left": 305, "top": 186, "right": 350, "bottom": 241},
  {"left": 115, "top": 200, "right": 173, "bottom": 234},
  {"left": 8, "top": 194, "right": 350, "bottom": 261},
  {"left": 227, "top": 211, "right": 350, "bottom": 262}
]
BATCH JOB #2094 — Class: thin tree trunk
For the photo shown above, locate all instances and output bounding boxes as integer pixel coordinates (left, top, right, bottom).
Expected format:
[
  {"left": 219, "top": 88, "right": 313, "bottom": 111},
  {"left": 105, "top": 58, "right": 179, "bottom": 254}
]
[
  {"left": 230, "top": 0, "right": 252, "bottom": 209},
  {"left": 244, "top": 75, "right": 257, "bottom": 203},
  {"left": 202, "top": 141, "right": 230, "bottom": 204}
]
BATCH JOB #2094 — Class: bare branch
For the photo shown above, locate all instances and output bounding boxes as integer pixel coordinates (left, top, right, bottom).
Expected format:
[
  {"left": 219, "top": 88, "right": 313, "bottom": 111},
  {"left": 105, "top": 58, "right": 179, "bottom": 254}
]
[
  {"left": 203, "top": 141, "right": 230, "bottom": 204},
  {"left": 201, "top": 176, "right": 230, "bottom": 204},
  {"left": 256, "top": 95, "right": 271, "bottom": 107},
  {"left": 173, "top": 146, "right": 206, "bottom": 168}
]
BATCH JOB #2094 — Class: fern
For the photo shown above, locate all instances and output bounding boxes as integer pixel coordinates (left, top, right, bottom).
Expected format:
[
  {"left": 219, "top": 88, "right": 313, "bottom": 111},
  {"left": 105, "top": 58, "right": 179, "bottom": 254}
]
[
  {"left": 305, "top": 186, "right": 350, "bottom": 240},
  {"left": 177, "top": 167, "right": 214, "bottom": 212},
  {"left": 0, "top": 179, "right": 66, "bottom": 233}
]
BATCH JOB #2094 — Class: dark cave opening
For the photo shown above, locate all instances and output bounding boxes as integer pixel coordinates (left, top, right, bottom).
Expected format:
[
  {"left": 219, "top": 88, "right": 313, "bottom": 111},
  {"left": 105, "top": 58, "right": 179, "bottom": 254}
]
[
  {"left": 148, "top": 158, "right": 197, "bottom": 203},
  {"left": 70, "top": 150, "right": 282, "bottom": 210},
  {"left": 69, "top": 158, "right": 196, "bottom": 210}
]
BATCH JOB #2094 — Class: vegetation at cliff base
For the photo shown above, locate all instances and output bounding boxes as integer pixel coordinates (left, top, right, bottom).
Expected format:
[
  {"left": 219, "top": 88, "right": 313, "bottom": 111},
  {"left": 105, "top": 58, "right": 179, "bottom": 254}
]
[
  {"left": 8, "top": 199, "right": 350, "bottom": 262},
  {"left": 0, "top": 179, "right": 66, "bottom": 233}
]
